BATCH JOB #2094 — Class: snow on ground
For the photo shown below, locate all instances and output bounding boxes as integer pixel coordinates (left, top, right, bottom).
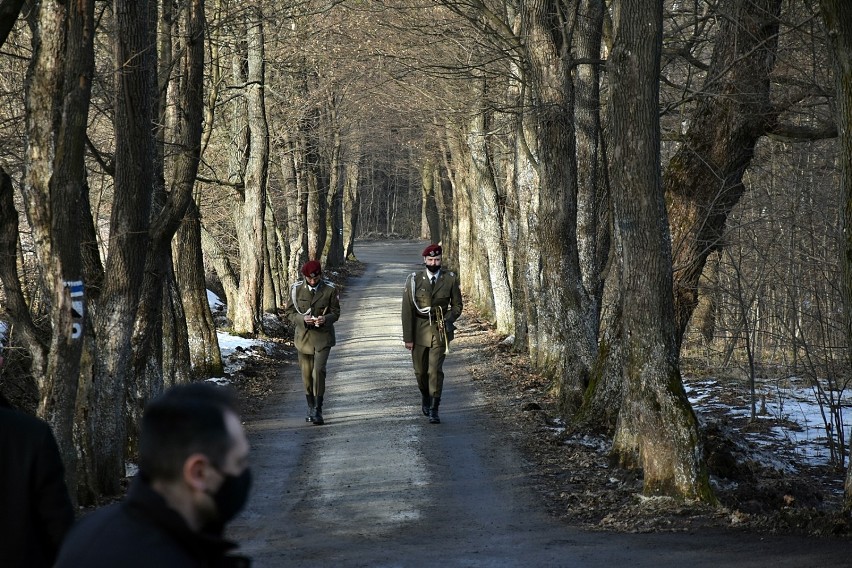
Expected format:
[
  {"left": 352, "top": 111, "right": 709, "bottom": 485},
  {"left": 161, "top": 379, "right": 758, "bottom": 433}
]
[
  {"left": 206, "top": 291, "right": 272, "bottom": 385},
  {"left": 685, "top": 377, "right": 852, "bottom": 471}
]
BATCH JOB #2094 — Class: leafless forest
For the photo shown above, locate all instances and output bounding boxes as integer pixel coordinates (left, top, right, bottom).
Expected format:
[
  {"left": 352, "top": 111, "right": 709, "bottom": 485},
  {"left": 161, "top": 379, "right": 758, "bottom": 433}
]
[{"left": 0, "top": 0, "right": 850, "bottom": 509}]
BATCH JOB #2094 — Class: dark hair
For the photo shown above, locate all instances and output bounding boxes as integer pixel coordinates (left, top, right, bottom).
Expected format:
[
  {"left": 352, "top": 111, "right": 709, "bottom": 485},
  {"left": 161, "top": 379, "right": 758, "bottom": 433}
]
[{"left": 138, "top": 382, "right": 238, "bottom": 482}]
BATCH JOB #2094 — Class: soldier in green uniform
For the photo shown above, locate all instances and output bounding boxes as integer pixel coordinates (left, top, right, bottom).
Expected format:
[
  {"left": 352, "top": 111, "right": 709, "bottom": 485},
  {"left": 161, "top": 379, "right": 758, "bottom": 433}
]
[
  {"left": 285, "top": 260, "right": 340, "bottom": 425},
  {"left": 401, "top": 244, "right": 463, "bottom": 424}
]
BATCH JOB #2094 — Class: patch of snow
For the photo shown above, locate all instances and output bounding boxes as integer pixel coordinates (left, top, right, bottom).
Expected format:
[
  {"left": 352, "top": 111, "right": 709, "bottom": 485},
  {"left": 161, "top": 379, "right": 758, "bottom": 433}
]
[
  {"left": 207, "top": 290, "right": 225, "bottom": 311},
  {"left": 686, "top": 377, "right": 852, "bottom": 471}
]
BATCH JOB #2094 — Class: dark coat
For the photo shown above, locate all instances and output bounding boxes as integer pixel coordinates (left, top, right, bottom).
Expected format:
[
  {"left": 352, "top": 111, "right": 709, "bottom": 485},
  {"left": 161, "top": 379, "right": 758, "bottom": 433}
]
[
  {"left": 0, "top": 406, "right": 75, "bottom": 568},
  {"left": 55, "top": 477, "right": 250, "bottom": 568}
]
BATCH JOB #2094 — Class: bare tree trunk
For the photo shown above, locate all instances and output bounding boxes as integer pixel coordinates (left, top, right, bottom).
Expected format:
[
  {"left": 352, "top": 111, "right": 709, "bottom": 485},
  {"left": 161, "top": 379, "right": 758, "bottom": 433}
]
[
  {"left": 667, "top": 0, "right": 783, "bottom": 349},
  {"left": 131, "top": 0, "right": 205, "bottom": 419},
  {"left": 520, "top": 0, "right": 594, "bottom": 412},
  {"left": 575, "top": 0, "right": 618, "bottom": 432},
  {"left": 421, "top": 158, "right": 441, "bottom": 242},
  {"left": 230, "top": 7, "right": 268, "bottom": 334},
  {"left": 14, "top": 1, "right": 95, "bottom": 501},
  {"left": 607, "top": 0, "right": 713, "bottom": 501},
  {"left": 90, "top": 0, "right": 155, "bottom": 495},
  {"left": 263, "top": 199, "right": 282, "bottom": 311},
  {"left": 575, "top": 0, "right": 608, "bottom": 329},
  {"left": 343, "top": 140, "right": 361, "bottom": 260},
  {"left": 818, "top": 0, "right": 852, "bottom": 509},
  {"left": 466, "top": 79, "right": 513, "bottom": 335},
  {"left": 175, "top": 202, "right": 222, "bottom": 378},
  {"left": 325, "top": 111, "right": 345, "bottom": 269}
]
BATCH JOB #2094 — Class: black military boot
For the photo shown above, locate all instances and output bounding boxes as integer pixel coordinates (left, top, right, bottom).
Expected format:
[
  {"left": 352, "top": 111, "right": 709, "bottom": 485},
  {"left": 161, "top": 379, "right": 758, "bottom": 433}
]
[
  {"left": 313, "top": 396, "right": 325, "bottom": 425},
  {"left": 428, "top": 397, "right": 441, "bottom": 424},
  {"left": 305, "top": 395, "right": 316, "bottom": 423},
  {"left": 421, "top": 391, "right": 431, "bottom": 416}
]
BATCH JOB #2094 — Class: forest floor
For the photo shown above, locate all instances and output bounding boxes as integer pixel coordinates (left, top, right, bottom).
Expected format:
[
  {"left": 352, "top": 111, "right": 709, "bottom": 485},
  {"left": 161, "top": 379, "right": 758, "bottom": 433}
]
[{"left": 226, "top": 260, "right": 852, "bottom": 541}]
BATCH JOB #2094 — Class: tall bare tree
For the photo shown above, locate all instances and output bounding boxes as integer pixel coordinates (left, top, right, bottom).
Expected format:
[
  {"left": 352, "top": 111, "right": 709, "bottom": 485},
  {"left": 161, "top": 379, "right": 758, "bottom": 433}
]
[
  {"left": 89, "top": 0, "right": 156, "bottom": 494},
  {"left": 666, "top": 0, "right": 783, "bottom": 349},
  {"left": 225, "top": 6, "right": 269, "bottom": 334},
  {"left": 606, "top": 0, "right": 713, "bottom": 500}
]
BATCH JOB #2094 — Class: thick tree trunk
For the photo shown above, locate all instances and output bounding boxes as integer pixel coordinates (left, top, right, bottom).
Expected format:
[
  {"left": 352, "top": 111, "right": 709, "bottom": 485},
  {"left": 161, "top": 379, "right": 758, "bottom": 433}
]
[
  {"left": 520, "top": 0, "right": 594, "bottom": 412},
  {"left": 606, "top": 0, "right": 713, "bottom": 501},
  {"left": 575, "top": 0, "right": 618, "bottom": 432},
  {"left": 263, "top": 201, "right": 282, "bottom": 311},
  {"left": 466, "top": 86, "right": 513, "bottom": 335},
  {"left": 14, "top": 0, "right": 96, "bottom": 500},
  {"left": 90, "top": 0, "right": 155, "bottom": 495},
  {"left": 818, "top": 0, "right": 852, "bottom": 509},
  {"left": 421, "top": 159, "right": 441, "bottom": 243},
  {"left": 175, "top": 201, "right": 222, "bottom": 378},
  {"left": 230, "top": 8, "right": 268, "bottom": 334},
  {"left": 667, "top": 0, "right": 783, "bottom": 349},
  {"left": 132, "top": 0, "right": 205, "bottom": 417},
  {"left": 575, "top": 0, "right": 608, "bottom": 329}
]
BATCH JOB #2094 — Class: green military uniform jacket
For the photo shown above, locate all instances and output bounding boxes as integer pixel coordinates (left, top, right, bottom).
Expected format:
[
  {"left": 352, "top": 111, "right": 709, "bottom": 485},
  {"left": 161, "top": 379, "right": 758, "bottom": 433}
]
[
  {"left": 402, "top": 269, "right": 463, "bottom": 347},
  {"left": 285, "top": 279, "right": 340, "bottom": 353}
]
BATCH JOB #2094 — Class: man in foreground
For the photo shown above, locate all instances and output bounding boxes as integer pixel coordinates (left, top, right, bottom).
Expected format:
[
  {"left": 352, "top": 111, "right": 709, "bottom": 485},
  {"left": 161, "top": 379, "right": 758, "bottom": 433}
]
[{"left": 56, "top": 383, "right": 252, "bottom": 567}]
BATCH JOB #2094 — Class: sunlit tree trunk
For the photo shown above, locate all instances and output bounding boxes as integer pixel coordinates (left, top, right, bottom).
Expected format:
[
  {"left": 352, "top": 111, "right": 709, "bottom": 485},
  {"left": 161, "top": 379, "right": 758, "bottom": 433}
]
[
  {"left": 520, "top": 0, "right": 594, "bottom": 412},
  {"left": 229, "top": 7, "right": 268, "bottom": 334},
  {"left": 175, "top": 201, "right": 222, "bottom": 378},
  {"left": 607, "top": 0, "right": 713, "bottom": 501},
  {"left": 466, "top": 76, "right": 513, "bottom": 335},
  {"left": 13, "top": 0, "right": 95, "bottom": 500}
]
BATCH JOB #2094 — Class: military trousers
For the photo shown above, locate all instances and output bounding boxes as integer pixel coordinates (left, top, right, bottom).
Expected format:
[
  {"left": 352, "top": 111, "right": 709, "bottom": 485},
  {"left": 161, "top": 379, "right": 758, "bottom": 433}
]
[
  {"left": 298, "top": 347, "right": 331, "bottom": 397},
  {"left": 411, "top": 334, "right": 446, "bottom": 399}
]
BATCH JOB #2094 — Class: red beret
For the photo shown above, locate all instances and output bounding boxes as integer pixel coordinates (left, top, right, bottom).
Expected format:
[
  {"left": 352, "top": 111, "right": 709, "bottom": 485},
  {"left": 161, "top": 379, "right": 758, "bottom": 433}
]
[
  {"left": 301, "top": 260, "right": 322, "bottom": 277},
  {"left": 422, "top": 244, "right": 442, "bottom": 257}
]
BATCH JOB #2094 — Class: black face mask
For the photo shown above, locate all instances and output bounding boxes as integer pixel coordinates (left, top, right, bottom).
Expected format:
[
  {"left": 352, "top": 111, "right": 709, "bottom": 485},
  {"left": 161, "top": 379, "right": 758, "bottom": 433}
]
[
  {"left": 426, "top": 264, "right": 441, "bottom": 276},
  {"left": 211, "top": 467, "right": 252, "bottom": 524}
]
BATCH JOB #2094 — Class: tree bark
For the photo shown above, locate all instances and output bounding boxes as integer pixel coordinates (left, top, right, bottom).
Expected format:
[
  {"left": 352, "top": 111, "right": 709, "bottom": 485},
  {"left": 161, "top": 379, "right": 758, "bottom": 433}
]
[
  {"left": 421, "top": 159, "right": 441, "bottom": 243},
  {"left": 667, "top": 0, "right": 783, "bottom": 349},
  {"left": 466, "top": 80, "right": 513, "bottom": 335},
  {"left": 175, "top": 201, "right": 223, "bottom": 378},
  {"left": 15, "top": 0, "right": 95, "bottom": 500},
  {"left": 229, "top": 7, "right": 268, "bottom": 334},
  {"left": 343, "top": 140, "right": 361, "bottom": 260},
  {"left": 520, "top": 0, "right": 594, "bottom": 412},
  {"left": 325, "top": 108, "right": 345, "bottom": 269},
  {"left": 606, "top": 0, "right": 713, "bottom": 501},
  {"left": 90, "top": 0, "right": 155, "bottom": 495}
]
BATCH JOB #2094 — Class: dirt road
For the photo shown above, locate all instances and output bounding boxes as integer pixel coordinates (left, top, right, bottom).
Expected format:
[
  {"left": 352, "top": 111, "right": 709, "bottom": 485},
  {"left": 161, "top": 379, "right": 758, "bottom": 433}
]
[{"left": 227, "top": 240, "right": 852, "bottom": 567}]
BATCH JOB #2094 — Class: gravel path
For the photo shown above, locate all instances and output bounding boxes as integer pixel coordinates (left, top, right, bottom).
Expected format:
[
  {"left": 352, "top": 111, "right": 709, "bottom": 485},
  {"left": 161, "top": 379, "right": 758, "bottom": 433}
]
[{"left": 227, "top": 240, "right": 852, "bottom": 567}]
